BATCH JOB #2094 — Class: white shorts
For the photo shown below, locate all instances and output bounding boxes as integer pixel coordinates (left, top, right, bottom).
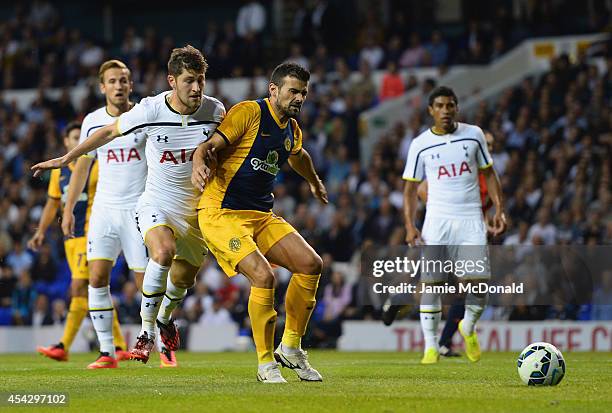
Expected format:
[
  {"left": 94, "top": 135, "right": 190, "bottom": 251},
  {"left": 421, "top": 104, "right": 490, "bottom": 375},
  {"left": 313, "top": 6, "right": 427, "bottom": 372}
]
[
  {"left": 135, "top": 201, "right": 207, "bottom": 267},
  {"left": 421, "top": 217, "right": 490, "bottom": 282},
  {"left": 87, "top": 205, "right": 148, "bottom": 271}
]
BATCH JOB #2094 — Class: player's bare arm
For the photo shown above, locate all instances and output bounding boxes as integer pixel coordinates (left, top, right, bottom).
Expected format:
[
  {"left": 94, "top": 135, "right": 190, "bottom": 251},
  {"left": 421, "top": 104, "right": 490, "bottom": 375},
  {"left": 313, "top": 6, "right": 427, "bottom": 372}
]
[
  {"left": 417, "top": 180, "right": 428, "bottom": 203},
  {"left": 32, "top": 122, "right": 121, "bottom": 177},
  {"left": 191, "top": 132, "right": 228, "bottom": 191},
  {"left": 27, "top": 197, "right": 60, "bottom": 251},
  {"left": 403, "top": 180, "right": 422, "bottom": 246},
  {"left": 288, "top": 148, "right": 328, "bottom": 204},
  {"left": 61, "top": 156, "right": 94, "bottom": 238},
  {"left": 481, "top": 166, "right": 506, "bottom": 236}
]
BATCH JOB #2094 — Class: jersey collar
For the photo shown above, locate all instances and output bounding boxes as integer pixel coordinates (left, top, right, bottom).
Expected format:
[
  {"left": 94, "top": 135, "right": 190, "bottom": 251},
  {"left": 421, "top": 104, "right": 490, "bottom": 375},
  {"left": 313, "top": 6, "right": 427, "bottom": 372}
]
[
  {"left": 430, "top": 122, "right": 458, "bottom": 136},
  {"left": 265, "top": 98, "right": 288, "bottom": 128}
]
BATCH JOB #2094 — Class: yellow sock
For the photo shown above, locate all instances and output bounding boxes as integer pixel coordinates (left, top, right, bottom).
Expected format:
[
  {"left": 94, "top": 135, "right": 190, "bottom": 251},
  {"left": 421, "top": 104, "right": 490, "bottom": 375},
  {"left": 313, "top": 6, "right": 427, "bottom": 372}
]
[
  {"left": 248, "top": 286, "right": 276, "bottom": 364},
  {"left": 282, "top": 273, "right": 320, "bottom": 349},
  {"left": 112, "top": 309, "right": 127, "bottom": 350},
  {"left": 61, "top": 296, "right": 88, "bottom": 349}
]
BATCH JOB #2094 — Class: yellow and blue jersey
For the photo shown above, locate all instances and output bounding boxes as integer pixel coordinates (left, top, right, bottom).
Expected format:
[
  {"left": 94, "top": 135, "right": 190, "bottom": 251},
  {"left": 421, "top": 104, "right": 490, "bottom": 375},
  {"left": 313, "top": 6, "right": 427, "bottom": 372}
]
[
  {"left": 198, "top": 98, "right": 302, "bottom": 212},
  {"left": 47, "top": 160, "right": 98, "bottom": 237}
]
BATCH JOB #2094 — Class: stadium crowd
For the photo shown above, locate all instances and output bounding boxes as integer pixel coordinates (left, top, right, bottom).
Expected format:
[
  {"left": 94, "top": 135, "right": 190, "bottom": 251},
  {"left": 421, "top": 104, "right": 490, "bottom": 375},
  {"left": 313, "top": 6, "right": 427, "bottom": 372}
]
[{"left": 0, "top": 1, "right": 611, "bottom": 348}]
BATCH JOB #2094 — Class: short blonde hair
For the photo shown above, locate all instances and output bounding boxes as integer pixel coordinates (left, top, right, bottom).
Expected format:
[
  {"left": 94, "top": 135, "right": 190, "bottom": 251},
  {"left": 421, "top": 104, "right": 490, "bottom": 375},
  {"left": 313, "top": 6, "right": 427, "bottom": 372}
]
[{"left": 98, "top": 59, "right": 131, "bottom": 83}]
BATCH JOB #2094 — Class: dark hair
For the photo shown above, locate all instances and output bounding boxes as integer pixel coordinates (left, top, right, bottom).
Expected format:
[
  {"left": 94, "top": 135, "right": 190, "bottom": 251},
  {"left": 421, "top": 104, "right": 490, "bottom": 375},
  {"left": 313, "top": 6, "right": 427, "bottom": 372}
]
[
  {"left": 63, "top": 121, "right": 81, "bottom": 137},
  {"left": 167, "top": 45, "right": 208, "bottom": 77},
  {"left": 428, "top": 86, "right": 458, "bottom": 106},
  {"left": 270, "top": 62, "right": 310, "bottom": 88}
]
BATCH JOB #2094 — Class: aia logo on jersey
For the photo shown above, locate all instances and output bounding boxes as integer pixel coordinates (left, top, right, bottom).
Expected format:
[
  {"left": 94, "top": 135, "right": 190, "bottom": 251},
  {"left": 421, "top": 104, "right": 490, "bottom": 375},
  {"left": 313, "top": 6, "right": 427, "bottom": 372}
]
[
  {"left": 160, "top": 149, "right": 195, "bottom": 164},
  {"left": 438, "top": 161, "right": 472, "bottom": 179},
  {"left": 106, "top": 148, "right": 142, "bottom": 163}
]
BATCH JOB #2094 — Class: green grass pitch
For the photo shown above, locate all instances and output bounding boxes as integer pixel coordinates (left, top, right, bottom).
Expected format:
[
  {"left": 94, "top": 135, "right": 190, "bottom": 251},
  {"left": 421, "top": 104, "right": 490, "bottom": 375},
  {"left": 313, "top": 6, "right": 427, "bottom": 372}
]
[{"left": 0, "top": 351, "right": 610, "bottom": 412}]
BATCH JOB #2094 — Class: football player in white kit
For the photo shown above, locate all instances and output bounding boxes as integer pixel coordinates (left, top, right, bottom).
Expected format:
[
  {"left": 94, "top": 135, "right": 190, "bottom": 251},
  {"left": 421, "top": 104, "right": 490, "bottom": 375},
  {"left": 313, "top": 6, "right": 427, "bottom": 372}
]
[
  {"left": 61, "top": 60, "right": 149, "bottom": 369},
  {"left": 402, "top": 86, "right": 507, "bottom": 364},
  {"left": 33, "top": 45, "right": 225, "bottom": 364}
]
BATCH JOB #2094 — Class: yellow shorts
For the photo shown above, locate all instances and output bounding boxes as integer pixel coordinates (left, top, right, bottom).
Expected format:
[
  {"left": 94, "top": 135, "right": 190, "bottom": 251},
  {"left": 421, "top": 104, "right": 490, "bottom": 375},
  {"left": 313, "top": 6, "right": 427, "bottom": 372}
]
[
  {"left": 198, "top": 208, "right": 296, "bottom": 276},
  {"left": 64, "top": 237, "right": 89, "bottom": 280}
]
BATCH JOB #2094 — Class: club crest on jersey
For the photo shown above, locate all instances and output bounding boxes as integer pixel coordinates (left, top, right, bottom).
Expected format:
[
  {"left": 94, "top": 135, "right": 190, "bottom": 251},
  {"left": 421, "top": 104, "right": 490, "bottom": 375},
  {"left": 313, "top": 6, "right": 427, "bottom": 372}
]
[
  {"left": 251, "top": 150, "right": 280, "bottom": 176},
  {"left": 438, "top": 161, "right": 472, "bottom": 179},
  {"left": 284, "top": 137, "right": 292, "bottom": 152},
  {"left": 229, "top": 237, "right": 241, "bottom": 252}
]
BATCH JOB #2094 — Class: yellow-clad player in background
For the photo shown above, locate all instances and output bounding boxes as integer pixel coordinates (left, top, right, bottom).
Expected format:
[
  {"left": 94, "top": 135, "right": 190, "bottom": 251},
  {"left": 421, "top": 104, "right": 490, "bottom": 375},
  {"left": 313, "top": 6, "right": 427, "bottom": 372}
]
[
  {"left": 28, "top": 122, "right": 128, "bottom": 361},
  {"left": 192, "top": 63, "right": 327, "bottom": 383}
]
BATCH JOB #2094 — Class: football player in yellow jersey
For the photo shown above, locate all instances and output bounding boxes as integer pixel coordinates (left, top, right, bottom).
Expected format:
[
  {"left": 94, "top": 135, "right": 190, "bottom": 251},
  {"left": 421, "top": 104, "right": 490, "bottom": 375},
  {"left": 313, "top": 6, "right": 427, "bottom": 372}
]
[
  {"left": 192, "top": 63, "right": 328, "bottom": 383},
  {"left": 28, "top": 122, "right": 128, "bottom": 362}
]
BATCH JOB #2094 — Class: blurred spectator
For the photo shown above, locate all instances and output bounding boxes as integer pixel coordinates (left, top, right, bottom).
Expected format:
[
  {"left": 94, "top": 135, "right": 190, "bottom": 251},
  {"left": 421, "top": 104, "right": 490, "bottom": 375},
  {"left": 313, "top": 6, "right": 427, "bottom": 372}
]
[
  {"left": 359, "top": 38, "right": 384, "bottom": 70},
  {"left": 425, "top": 30, "right": 448, "bottom": 66},
  {"left": 313, "top": 271, "right": 352, "bottom": 347},
  {"left": 379, "top": 61, "right": 404, "bottom": 101},
  {"left": 117, "top": 281, "right": 141, "bottom": 324},
  {"left": 11, "top": 271, "right": 37, "bottom": 325},
  {"left": 399, "top": 33, "right": 425, "bottom": 68},
  {"left": 30, "top": 244, "right": 57, "bottom": 283},
  {"left": 6, "top": 238, "right": 34, "bottom": 275},
  {"left": 528, "top": 208, "right": 557, "bottom": 245},
  {"left": 50, "top": 298, "right": 66, "bottom": 325},
  {"left": 0, "top": 266, "right": 16, "bottom": 307},
  {"left": 31, "top": 294, "right": 52, "bottom": 326},
  {"left": 199, "top": 296, "right": 233, "bottom": 325},
  {"left": 236, "top": 0, "right": 266, "bottom": 38}
]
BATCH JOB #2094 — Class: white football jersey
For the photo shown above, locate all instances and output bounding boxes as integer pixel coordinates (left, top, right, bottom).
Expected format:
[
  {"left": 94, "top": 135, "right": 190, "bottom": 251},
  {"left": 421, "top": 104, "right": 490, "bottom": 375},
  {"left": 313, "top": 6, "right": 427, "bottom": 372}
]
[
  {"left": 402, "top": 122, "right": 493, "bottom": 219},
  {"left": 117, "top": 91, "right": 225, "bottom": 218},
  {"left": 80, "top": 106, "right": 147, "bottom": 209}
]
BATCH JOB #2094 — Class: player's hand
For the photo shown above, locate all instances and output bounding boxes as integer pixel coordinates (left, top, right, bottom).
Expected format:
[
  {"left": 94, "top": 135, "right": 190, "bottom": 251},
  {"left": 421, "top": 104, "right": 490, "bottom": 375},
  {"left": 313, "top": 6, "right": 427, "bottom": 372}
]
[
  {"left": 27, "top": 231, "right": 45, "bottom": 251},
  {"left": 61, "top": 211, "right": 75, "bottom": 238},
  {"left": 491, "top": 211, "right": 507, "bottom": 236},
  {"left": 192, "top": 148, "right": 217, "bottom": 192},
  {"left": 31, "top": 156, "right": 67, "bottom": 178},
  {"left": 310, "top": 178, "right": 328, "bottom": 204},
  {"left": 405, "top": 226, "right": 423, "bottom": 247}
]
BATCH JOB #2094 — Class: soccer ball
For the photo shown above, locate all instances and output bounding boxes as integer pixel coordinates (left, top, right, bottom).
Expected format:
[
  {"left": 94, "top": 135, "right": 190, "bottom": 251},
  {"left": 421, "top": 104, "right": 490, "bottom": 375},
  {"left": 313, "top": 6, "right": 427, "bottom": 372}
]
[{"left": 517, "top": 342, "right": 566, "bottom": 386}]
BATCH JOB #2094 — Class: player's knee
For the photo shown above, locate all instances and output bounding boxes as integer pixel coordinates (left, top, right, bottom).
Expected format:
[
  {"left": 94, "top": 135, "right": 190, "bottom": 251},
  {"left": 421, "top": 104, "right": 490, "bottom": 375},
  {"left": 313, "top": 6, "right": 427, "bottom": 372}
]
[
  {"left": 151, "top": 246, "right": 175, "bottom": 266},
  {"left": 171, "top": 276, "right": 195, "bottom": 290},
  {"left": 251, "top": 266, "right": 275, "bottom": 288},
  {"left": 89, "top": 266, "right": 109, "bottom": 288},
  {"left": 89, "top": 273, "right": 106, "bottom": 288},
  {"left": 302, "top": 252, "right": 323, "bottom": 275}
]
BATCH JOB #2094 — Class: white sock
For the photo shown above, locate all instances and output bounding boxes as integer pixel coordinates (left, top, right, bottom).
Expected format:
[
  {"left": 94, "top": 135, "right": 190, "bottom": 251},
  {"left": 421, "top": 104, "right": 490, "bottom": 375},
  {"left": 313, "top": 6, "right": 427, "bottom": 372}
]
[
  {"left": 140, "top": 260, "right": 169, "bottom": 338},
  {"left": 157, "top": 275, "right": 187, "bottom": 326},
  {"left": 88, "top": 285, "right": 115, "bottom": 357},
  {"left": 280, "top": 342, "right": 300, "bottom": 354},
  {"left": 420, "top": 291, "right": 442, "bottom": 351},
  {"left": 462, "top": 292, "right": 487, "bottom": 335}
]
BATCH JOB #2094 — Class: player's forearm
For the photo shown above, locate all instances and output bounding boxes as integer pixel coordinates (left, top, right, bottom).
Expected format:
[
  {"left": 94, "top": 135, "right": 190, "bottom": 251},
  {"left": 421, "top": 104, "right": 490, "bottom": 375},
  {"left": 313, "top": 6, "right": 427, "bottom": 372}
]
[
  {"left": 37, "top": 199, "right": 61, "bottom": 233},
  {"left": 62, "top": 124, "right": 118, "bottom": 166},
  {"left": 403, "top": 181, "right": 419, "bottom": 228},
  {"left": 289, "top": 149, "right": 321, "bottom": 185},
  {"left": 194, "top": 134, "right": 228, "bottom": 168},
  {"left": 484, "top": 169, "right": 504, "bottom": 212},
  {"left": 64, "top": 156, "right": 93, "bottom": 213}
]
